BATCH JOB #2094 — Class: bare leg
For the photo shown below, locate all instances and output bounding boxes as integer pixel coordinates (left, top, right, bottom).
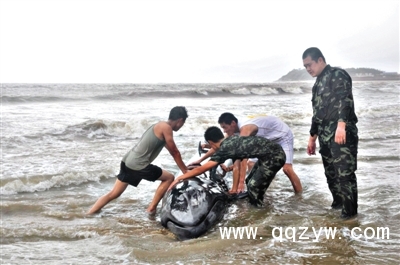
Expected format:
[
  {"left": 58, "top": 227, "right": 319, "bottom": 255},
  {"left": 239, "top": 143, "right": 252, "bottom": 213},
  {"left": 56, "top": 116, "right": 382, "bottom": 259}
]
[
  {"left": 247, "top": 160, "right": 256, "bottom": 173},
  {"left": 282, "top": 163, "right": 302, "bottom": 193},
  {"left": 87, "top": 179, "right": 128, "bottom": 214},
  {"left": 146, "top": 169, "right": 174, "bottom": 214}
]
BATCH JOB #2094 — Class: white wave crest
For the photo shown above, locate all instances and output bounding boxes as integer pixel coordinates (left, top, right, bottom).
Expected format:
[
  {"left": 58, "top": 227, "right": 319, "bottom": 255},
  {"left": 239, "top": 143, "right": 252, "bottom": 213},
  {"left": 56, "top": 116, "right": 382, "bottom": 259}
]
[
  {"left": 250, "top": 87, "right": 279, "bottom": 95},
  {"left": 230, "top": 88, "right": 251, "bottom": 95},
  {"left": 0, "top": 170, "right": 114, "bottom": 195},
  {"left": 195, "top": 90, "right": 209, "bottom": 95},
  {"left": 280, "top": 86, "right": 304, "bottom": 94}
]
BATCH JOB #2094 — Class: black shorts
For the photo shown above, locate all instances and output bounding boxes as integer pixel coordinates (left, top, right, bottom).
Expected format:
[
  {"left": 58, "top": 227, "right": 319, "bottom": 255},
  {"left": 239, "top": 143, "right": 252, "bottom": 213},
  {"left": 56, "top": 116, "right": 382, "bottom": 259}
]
[{"left": 116, "top": 161, "right": 163, "bottom": 187}]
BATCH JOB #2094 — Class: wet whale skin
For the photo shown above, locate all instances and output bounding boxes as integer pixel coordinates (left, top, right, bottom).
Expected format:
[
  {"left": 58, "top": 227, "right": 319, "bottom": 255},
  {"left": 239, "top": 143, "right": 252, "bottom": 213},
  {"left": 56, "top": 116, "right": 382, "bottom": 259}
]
[{"left": 160, "top": 176, "right": 228, "bottom": 240}]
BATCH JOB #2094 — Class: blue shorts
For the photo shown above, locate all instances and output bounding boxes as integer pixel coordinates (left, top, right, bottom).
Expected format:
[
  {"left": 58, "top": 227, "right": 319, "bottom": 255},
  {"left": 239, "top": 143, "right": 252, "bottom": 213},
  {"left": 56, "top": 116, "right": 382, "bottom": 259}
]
[{"left": 116, "top": 161, "right": 162, "bottom": 187}]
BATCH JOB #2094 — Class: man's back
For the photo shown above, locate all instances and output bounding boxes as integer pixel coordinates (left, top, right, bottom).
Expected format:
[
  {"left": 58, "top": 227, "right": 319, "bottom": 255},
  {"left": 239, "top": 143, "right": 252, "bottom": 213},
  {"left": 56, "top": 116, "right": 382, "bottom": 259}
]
[
  {"left": 122, "top": 123, "right": 166, "bottom": 170},
  {"left": 238, "top": 115, "right": 291, "bottom": 141},
  {"left": 210, "top": 135, "right": 284, "bottom": 163}
]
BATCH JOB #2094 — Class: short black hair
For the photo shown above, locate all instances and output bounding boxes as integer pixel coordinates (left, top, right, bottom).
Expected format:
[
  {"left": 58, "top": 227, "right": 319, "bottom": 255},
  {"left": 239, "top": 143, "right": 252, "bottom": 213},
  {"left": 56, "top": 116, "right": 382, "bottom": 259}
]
[
  {"left": 168, "top": 106, "right": 188, "bottom": 121},
  {"left": 218, "top": 112, "right": 238, "bottom": 124},
  {"left": 204, "top": 126, "right": 224, "bottom": 143},
  {"left": 302, "top": 47, "right": 326, "bottom": 63}
]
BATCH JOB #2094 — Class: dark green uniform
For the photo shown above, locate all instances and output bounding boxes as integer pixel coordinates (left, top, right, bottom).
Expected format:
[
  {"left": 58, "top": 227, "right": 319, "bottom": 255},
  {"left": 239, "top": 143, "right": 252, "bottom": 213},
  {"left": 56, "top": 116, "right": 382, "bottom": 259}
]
[
  {"left": 210, "top": 135, "right": 286, "bottom": 206},
  {"left": 311, "top": 65, "right": 358, "bottom": 218}
]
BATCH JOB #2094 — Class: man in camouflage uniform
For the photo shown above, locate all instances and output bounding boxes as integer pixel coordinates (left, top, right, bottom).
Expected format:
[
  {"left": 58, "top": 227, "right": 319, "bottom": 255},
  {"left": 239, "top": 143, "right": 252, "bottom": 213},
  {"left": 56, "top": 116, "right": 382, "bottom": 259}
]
[
  {"left": 169, "top": 126, "right": 286, "bottom": 206},
  {"left": 303, "top": 47, "right": 358, "bottom": 219}
]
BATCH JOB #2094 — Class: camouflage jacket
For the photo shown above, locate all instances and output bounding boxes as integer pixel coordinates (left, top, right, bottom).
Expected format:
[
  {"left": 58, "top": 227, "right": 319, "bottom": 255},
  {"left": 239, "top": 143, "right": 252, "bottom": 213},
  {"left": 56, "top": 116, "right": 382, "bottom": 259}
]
[
  {"left": 209, "top": 135, "right": 284, "bottom": 164},
  {"left": 310, "top": 65, "right": 358, "bottom": 139}
]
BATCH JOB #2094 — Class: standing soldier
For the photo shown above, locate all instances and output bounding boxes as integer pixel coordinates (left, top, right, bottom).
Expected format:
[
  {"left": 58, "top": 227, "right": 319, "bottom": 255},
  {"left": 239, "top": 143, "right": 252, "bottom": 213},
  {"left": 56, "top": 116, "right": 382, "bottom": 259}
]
[{"left": 302, "top": 47, "right": 359, "bottom": 219}]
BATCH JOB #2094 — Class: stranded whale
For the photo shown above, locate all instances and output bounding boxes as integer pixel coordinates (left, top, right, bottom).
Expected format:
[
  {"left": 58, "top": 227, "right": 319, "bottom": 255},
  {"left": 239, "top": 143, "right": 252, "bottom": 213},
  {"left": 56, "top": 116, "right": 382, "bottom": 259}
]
[
  {"left": 160, "top": 172, "right": 229, "bottom": 240},
  {"left": 160, "top": 142, "right": 247, "bottom": 240}
]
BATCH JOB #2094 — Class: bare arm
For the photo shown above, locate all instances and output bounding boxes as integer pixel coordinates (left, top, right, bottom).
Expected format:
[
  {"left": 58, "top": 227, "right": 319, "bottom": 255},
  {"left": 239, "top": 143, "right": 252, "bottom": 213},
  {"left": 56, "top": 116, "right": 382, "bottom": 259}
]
[
  {"left": 238, "top": 159, "right": 247, "bottom": 192},
  {"left": 230, "top": 160, "right": 241, "bottom": 193},
  {"left": 231, "top": 124, "right": 257, "bottom": 191},
  {"left": 189, "top": 148, "right": 216, "bottom": 165},
  {"left": 229, "top": 159, "right": 247, "bottom": 193},
  {"left": 168, "top": 160, "right": 219, "bottom": 190},
  {"left": 229, "top": 160, "right": 240, "bottom": 193},
  {"left": 160, "top": 123, "right": 188, "bottom": 174}
]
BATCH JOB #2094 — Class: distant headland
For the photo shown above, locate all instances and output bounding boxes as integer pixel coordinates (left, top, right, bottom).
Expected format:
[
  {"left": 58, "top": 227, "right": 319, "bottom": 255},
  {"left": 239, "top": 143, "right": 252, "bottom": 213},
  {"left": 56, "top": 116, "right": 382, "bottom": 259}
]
[{"left": 277, "top": 68, "right": 400, "bottom": 81}]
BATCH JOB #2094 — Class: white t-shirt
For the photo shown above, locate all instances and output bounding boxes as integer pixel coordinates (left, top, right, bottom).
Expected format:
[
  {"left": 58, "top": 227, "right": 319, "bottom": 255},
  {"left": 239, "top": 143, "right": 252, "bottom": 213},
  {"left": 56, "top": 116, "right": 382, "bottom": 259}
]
[
  {"left": 237, "top": 115, "right": 294, "bottom": 164},
  {"left": 238, "top": 115, "right": 292, "bottom": 141}
]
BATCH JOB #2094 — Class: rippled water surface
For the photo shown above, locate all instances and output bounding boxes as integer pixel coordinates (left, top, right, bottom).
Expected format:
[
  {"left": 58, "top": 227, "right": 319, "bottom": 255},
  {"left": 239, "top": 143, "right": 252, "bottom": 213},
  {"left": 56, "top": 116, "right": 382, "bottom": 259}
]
[{"left": 1, "top": 82, "right": 399, "bottom": 264}]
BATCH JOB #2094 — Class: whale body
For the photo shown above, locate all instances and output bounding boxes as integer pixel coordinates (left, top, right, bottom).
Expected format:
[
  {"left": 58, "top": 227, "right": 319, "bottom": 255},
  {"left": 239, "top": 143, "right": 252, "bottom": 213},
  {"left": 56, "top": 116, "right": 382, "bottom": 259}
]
[{"left": 160, "top": 173, "right": 229, "bottom": 240}]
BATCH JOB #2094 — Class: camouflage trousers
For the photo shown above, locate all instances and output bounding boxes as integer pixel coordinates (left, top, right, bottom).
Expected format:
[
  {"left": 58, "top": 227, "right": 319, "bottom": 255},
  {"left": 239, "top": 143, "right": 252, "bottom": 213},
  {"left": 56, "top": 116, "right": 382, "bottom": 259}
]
[
  {"left": 245, "top": 150, "right": 286, "bottom": 207},
  {"left": 319, "top": 126, "right": 358, "bottom": 218}
]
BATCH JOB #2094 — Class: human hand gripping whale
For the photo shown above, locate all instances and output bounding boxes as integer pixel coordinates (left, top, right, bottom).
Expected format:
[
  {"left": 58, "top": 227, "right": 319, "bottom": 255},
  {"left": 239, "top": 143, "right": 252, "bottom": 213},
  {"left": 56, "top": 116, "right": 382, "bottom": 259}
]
[
  {"left": 168, "top": 168, "right": 197, "bottom": 191},
  {"left": 168, "top": 160, "right": 219, "bottom": 191}
]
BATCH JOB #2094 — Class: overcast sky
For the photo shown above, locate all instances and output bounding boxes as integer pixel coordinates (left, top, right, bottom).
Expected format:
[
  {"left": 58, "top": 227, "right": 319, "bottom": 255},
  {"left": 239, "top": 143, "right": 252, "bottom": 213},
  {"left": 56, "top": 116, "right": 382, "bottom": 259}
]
[{"left": 0, "top": 0, "right": 398, "bottom": 83}]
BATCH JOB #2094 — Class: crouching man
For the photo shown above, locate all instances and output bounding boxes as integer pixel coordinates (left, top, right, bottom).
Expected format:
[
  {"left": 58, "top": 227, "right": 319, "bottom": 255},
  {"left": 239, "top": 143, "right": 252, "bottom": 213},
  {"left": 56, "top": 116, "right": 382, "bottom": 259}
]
[{"left": 168, "top": 126, "right": 286, "bottom": 207}]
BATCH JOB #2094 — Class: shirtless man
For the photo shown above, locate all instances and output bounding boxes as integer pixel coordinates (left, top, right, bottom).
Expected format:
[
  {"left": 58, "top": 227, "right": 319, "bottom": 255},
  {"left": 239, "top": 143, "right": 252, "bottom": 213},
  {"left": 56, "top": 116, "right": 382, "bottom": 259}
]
[{"left": 87, "top": 106, "right": 189, "bottom": 215}]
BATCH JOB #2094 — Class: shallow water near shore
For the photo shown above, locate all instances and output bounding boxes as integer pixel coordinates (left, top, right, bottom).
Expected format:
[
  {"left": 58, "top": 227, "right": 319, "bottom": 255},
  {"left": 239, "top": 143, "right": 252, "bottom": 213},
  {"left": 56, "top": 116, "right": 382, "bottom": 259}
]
[{"left": 1, "top": 81, "right": 399, "bottom": 264}]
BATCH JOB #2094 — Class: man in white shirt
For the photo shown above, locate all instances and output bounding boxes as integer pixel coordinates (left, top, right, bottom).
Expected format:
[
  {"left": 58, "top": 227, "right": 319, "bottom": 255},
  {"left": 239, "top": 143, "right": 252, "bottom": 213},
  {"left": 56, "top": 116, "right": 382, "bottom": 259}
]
[{"left": 192, "top": 113, "right": 302, "bottom": 194}]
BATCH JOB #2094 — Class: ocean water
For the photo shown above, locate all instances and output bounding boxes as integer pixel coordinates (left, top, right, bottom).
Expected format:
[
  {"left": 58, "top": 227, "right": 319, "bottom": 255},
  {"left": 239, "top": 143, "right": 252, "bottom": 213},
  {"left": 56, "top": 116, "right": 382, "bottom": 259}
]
[{"left": 1, "top": 81, "right": 399, "bottom": 264}]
